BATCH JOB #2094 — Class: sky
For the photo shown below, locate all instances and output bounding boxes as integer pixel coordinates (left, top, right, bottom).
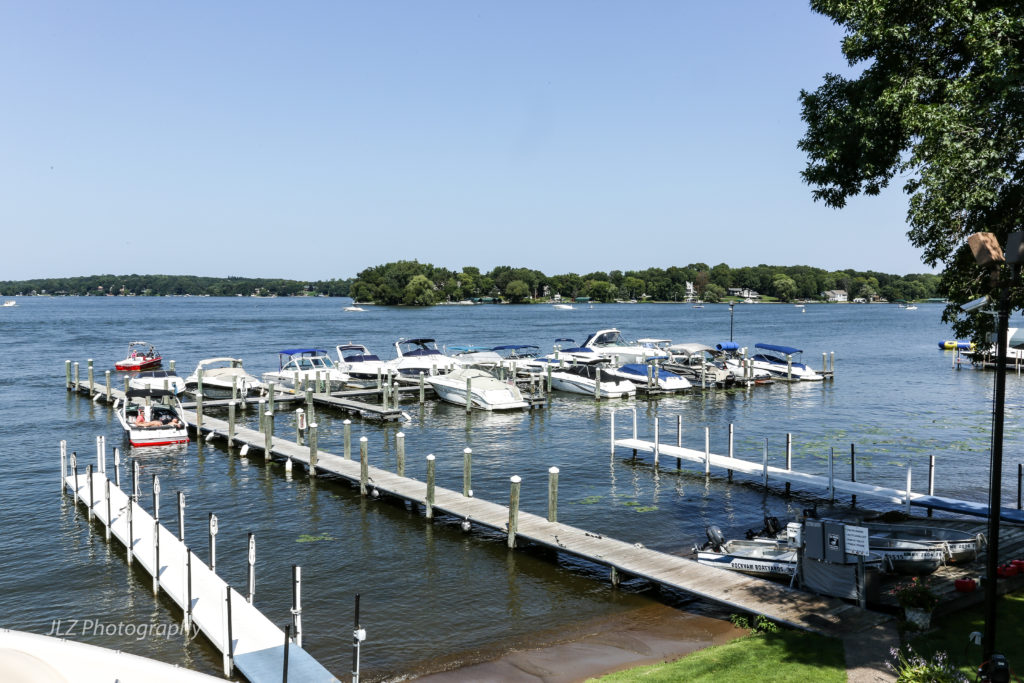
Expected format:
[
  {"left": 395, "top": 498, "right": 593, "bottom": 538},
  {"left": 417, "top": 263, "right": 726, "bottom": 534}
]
[{"left": 0, "top": 2, "right": 931, "bottom": 281}]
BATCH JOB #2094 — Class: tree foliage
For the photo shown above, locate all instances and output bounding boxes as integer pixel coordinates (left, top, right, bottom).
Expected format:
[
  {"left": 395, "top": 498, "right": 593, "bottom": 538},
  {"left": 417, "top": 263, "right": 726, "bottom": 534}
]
[{"left": 799, "top": 0, "right": 1024, "bottom": 340}]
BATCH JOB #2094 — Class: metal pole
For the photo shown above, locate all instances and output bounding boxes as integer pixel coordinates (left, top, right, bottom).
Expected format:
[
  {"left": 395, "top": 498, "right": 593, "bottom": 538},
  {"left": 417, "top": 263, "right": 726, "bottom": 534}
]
[
  {"left": 113, "top": 448, "right": 120, "bottom": 488},
  {"left": 928, "top": 454, "right": 936, "bottom": 517},
  {"left": 283, "top": 624, "right": 290, "bottom": 683},
  {"left": 104, "top": 478, "right": 111, "bottom": 541},
  {"left": 351, "top": 594, "right": 363, "bottom": 683},
  {"left": 728, "top": 423, "right": 734, "bottom": 481},
  {"left": 228, "top": 400, "right": 236, "bottom": 445},
  {"left": 292, "top": 565, "right": 302, "bottom": 647},
  {"left": 87, "top": 464, "right": 94, "bottom": 522},
  {"left": 209, "top": 513, "right": 218, "bottom": 570},
  {"left": 247, "top": 532, "right": 256, "bottom": 603},
  {"left": 729, "top": 302, "right": 734, "bottom": 341},
  {"left": 851, "top": 443, "right": 857, "bottom": 505},
  {"left": 177, "top": 491, "right": 185, "bottom": 542}
]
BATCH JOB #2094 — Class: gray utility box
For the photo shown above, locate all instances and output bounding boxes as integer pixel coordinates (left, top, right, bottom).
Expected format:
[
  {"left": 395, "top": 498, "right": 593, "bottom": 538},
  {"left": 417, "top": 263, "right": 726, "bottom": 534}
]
[
  {"left": 824, "top": 520, "right": 848, "bottom": 564},
  {"left": 804, "top": 518, "right": 825, "bottom": 560}
]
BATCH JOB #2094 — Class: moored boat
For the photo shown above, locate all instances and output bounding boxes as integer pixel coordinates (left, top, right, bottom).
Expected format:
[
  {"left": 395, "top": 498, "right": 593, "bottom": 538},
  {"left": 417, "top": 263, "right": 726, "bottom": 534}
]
[
  {"left": 427, "top": 366, "right": 530, "bottom": 411},
  {"left": 749, "top": 343, "right": 822, "bottom": 381},
  {"left": 548, "top": 364, "right": 636, "bottom": 398},
  {"left": 388, "top": 338, "right": 463, "bottom": 377},
  {"left": 115, "top": 388, "right": 189, "bottom": 447},
  {"left": 261, "top": 349, "right": 349, "bottom": 392},
  {"left": 603, "top": 363, "right": 691, "bottom": 392},
  {"left": 335, "top": 344, "right": 389, "bottom": 387},
  {"left": 115, "top": 341, "right": 162, "bottom": 371},
  {"left": 185, "top": 357, "right": 265, "bottom": 397},
  {"left": 129, "top": 370, "right": 186, "bottom": 395}
]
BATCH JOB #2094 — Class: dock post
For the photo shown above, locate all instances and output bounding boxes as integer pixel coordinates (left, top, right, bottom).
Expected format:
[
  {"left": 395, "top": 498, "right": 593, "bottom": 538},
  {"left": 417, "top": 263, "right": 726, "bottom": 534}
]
[
  {"left": 309, "top": 423, "right": 318, "bottom": 476},
  {"left": 59, "top": 441, "right": 67, "bottom": 494},
  {"left": 209, "top": 513, "right": 218, "bottom": 570},
  {"left": 419, "top": 372, "right": 425, "bottom": 403},
  {"left": 548, "top": 467, "right": 559, "bottom": 522},
  {"left": 465, "top": 376, "right": 472, "bottom": 413},
  {"left": 177, "top": 491, "right": 185, "bottom": 542},
  {"left": 65, "top": 360, "right": 72, "bottom": 389},
  {"left": 126, "top": 492, "right": 133, "bottom": 565},
  {"left": 610, "top": 409, "right": 616, "bottom": 456},
  {"left": 224, "top": 585, "right": 234, "bottom": 676},
  {"left": 112, "top": 447, "right": 120, "bottom": 487},
  {"left": 653, "top": 417, "right": 660, "bottom": 468},
  {"left": 153, "top": 475, "right": 161, "bottom": 595},
  {"left": 425, "top": 455, "right": 436, "bottom": 519},
  {"left": 104, "top": 478, "right": 111, "bottom": 541},
  {"left": 71, "top": 452, "right": 79, "bottom": 503},
  {"left": 196, "top": 368, "right": 204, "bottom": 399},
  {"left": 546, "top": 365, "right": 552, "bottom": 393},
  {"left": 927, "top": 455, "right": 935, "bottom": 517},
  {"left": 124, "top": 375, "right": 129, "bottom": 396},
  {"left": 823, "top": 352, "right": 827, "bottom": 377},
  {"left": 257, "top": 399, "right": 266, "bottom": 434},
  {"left": 87, "top": 464, "right": 94, "bottom": 522},
  {"left": 610, "top": 566, "right": 620, "bottom": 587},
  {"left": 96, "top": 435, "right": 105, "bottom": 474},
  {"left": 463, "top": 448, "right": 472, "bottom": 496},
  {"left": 292, "top": 565, "right": 303, "bottom": 648},
  {"left": 762, "top": 439, "right": 768, "bottom": 489},
  {"left": 704, "top": 427, "right": 710, "bottom": 476},
  {"left": 295, "top": 408, "right": 305, "bottom": 446},
  {"left": 264, "top": 410, "right": 273, "bottom": 459},
  {"left": 105, "top": 370, "right": 111, "bottom": 403},
  {"left": 359, "top": 437, "right": 368, "bottom": 495},
  {"left": 247, "top": 532, "right": 255, "bottom": 603},
  {"left": 830, "top": 351, "right": 834, "bottom": 375},
  {"left": 267, "top": 382, "right": 275, "bottom": 413},
  {"left": 185, "top": 548, "right": 193, "bottom": 632},
  {"left": 196, "top": 391, "right": 204, "bottom": 432},
  {"left": 169, "top": 360, "right": 175, "bottom": 373},
  {"left": 344, "top": 419, "right": 352, "bottom": 459},
  {"left": 133, "top": 459, "right": 140, "bottom": 501},
  {"left": 352, "top": 594, "right": 364, "bottom": 683},
  {"left": 88, "top": 359, "right": 94, "bottom": 395},
  {"left": 376, "top": 367, "right": 382, "bottom": 390},
  {"left": 1018, "top": 463, "right": 1022, "bottom": 510},
  {"left": 785, "top": 433, "right": 792, "bottom": 495},
  {"left": 677, "top": 414, "right": 682, "bottom": 449},
  {"left": 728, "top": 423, "right": 734, "bottom": 481},
  {"left": 396, "top": 432, "right": 405, "bottom": 477},
  {"left": 73, "top": 361, "right": 79, "bottom": 392},
  {"left": 593, "top": 369, "right": 600, "bottom": 400},
  {"left": 904, "top": 467, "right": 912, "bottom": 514},
  {"left": 227, "top": 400, "right": 236, "bottom": 446},
  {"left": 231, "top": 375, "right": 238, "bottom": 403},
  {"left": 786, "top": 355, "right": 793, "bottom": 381},
  {"left": 851, "top": 444, "right": 857, "bottom": 505},
  {"left": 632, "top": 407, "right": 638, "bottom": 440},
  {"left": 508, "top": 476, "right": 521, "bottom": 548},
  {"left": 828, "top": 448, "right": 835, "bottom": 501}
]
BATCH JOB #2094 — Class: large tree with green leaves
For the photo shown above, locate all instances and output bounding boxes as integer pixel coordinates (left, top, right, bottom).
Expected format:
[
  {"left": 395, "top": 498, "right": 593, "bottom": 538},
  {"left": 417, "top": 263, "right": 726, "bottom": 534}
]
[{"left": 799, "top": 1, "right": 1023, "bottom": 340}]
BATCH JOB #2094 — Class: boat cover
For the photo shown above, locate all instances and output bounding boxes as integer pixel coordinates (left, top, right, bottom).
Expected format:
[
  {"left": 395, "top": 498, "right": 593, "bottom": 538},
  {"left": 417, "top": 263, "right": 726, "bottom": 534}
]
[
  {"left": 755, "top": 343, "right": 802, "bottom": 355},
  {"left": 278, "top": 348, "right": 327, "bottom": 356},
  {"left": 716, "top": 342, "right": 740, "bottom": 351}
]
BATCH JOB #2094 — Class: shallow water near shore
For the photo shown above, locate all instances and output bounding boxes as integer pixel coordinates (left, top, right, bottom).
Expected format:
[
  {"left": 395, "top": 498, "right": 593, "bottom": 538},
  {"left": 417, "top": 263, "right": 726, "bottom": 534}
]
[{"left": 1, "top": 297, "right": 1021, "bottom": 680}]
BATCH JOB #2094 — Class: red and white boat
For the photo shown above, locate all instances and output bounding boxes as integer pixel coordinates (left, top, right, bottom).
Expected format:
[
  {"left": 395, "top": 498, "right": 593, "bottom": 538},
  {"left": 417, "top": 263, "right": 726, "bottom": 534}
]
[
  {"left": 115, "top": 341, "right": 162, "bottom": 371},
  {"left": 116, "top": 388, "right": 189, "bottom": 447}
]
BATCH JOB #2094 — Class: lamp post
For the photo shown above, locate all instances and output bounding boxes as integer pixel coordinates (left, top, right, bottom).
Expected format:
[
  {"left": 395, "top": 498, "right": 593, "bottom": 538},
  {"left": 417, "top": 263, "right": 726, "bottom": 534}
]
[
  {"left": 967, "top": 231, "right": 1023, "bottom": 666},
  {"left": 729, "top": 302, "right": 735, "bottom": 342}
]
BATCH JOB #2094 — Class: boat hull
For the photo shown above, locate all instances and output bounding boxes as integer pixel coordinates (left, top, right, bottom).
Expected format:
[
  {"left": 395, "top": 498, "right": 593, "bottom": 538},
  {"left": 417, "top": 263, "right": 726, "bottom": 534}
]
[{"left": 116, "top": 357, "right": 162, "bottom": 371}]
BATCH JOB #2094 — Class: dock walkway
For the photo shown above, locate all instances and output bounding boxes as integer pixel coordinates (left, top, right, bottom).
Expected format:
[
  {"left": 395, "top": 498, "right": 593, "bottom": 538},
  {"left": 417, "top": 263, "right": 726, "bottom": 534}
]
[{"left": 62, "top": 451, "right": 337, "bottom": 682}]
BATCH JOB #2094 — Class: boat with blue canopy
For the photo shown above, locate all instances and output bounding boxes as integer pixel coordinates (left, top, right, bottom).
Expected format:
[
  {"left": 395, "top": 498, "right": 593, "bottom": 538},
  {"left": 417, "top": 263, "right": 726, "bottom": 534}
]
[
  {"left": 749, "top": 343, "right": 822, "bottom": 381},
  {"left": 262, "top": 348, "right": 349, "bottom": 392}
]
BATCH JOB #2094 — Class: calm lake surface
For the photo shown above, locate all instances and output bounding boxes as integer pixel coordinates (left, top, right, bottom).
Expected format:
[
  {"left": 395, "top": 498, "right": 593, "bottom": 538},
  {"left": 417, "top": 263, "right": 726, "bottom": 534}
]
[{"left": 2, "top": 297, "right": 1022, "bottom": 680}]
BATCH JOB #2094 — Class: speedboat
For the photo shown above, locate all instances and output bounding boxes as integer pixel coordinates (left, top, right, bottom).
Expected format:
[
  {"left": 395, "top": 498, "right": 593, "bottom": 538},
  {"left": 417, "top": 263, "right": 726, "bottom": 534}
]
[
  {"left": 344, "top": 305, "right": 366, "bottom": 312},
  {"left": 427, "top": 367, "right": 530, "bottom": 411},
  {"left": 388, "top": 338, "right": 463, "bottom": 377},
  {"left": 115, "top": 341, "right": 162, "bottom": 371},
  {"left": 664, "top": 343, "right": 735, "bottom": 388},
  {"left": 712, "top": 342, "right": 773, "bottom": 384},
  {"left": 261, "top": 349, "right": 349, "bottom": 392},
  {"left": 552, "top": 303, "right": 574, "bottom": 310},
  {"left": 549, "top": 364, "right": 636, "bottom": 398},
  {"left": 129, "top": 370, "right": 186, "bottom": 395},
  {"left": 447, "top": 345, "right": 504, "bottom": 367},
  {"left": 335, "top": 344, "right": 389, "bottom": 387},
  {"left": 749, "top": 343, "right": 823, "bottom": 381},
  {"left": 603, "top": 363, "right": 691, "bottom": 392},
  {"left": 519, "top": 339, "right": 607, "bottom": 373},
  {"left": 2, "top": 300, "right": 15, "bottom": 307},
  {"left": 185, "top": 357, "right": 265, "bottom": 397},
  {"left": 579, "top": 329, "right": 670, "bottom": 365},
  {"left": 116, "top": 388, "right": 189, "bottom": 447}
]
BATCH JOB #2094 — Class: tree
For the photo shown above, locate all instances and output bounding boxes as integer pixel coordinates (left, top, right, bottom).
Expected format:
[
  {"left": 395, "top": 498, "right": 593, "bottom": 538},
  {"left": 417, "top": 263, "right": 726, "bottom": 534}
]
[
  {"left": 402, "top": 275, "right": 437, "bottom": 306},
  {"left": 504, "top": 279, "right": 531, "bottom": 303},
  {"left": 799, "top": 1, "right": 1024, "bottom": 340},
  {"left": 771, "top": 273, "right": 798, "bottom": 301}
]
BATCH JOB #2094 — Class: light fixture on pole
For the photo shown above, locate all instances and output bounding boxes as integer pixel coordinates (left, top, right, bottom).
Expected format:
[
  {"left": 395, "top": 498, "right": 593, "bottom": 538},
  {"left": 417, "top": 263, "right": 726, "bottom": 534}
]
[
  {"left": 966, "top": 230, "right": 1023, "bottom": 671},
  {"left": 729, "top": 302, "right": 735, "bottom": 342}
]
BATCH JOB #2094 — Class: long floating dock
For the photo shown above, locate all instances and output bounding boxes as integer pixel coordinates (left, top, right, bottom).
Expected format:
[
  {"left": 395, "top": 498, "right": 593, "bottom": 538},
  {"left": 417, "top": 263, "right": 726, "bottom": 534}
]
[
  {"left": 610, "top": 410, "right": 1024, "bottom": 524},
  {"left": 61, "top": 446, "right": 337, "bottom": 682},
  {"left": 66, "top": 374, "right": 888, "bottom": 639}
]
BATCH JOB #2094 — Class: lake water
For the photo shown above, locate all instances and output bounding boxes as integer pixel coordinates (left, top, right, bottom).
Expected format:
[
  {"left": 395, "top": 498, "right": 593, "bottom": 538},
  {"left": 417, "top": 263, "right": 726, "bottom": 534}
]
[{"left": 2, "top": 297, "right": 1021, "bottom": 680}]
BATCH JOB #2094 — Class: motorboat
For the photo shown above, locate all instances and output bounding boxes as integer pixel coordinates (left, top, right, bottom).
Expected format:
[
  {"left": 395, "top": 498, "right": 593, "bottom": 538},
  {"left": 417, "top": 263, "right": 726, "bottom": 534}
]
[
  {"left": 579, "top": 329, "right": 670, "bottom": 365},
  {"left": 426, "top": 367, "right": 530, "bottom": 411},
  {"left": 552, "top": 303, "right": 574, "bottom": 310},
  {"left": 115, "top": 388, "right": 189, "bottom": 447},
  {"left": 749, "top": 343, "right": 823, "bottom": 381},
  {"left": 261, "top": 349, "right": 349, "bottom": 392},
  {"left": 2, "top": 300, "right": 15, "bottom": 307},
  {"left": 115, "top": 341, "right": 162, "bottom": 371},
  {"left": 694, "top": 527, "right": 799, "bottom": 579},
  {"left": 519, "top": 339, "right": 607, "bottom": 373},
  {"left": 447, "top": 345, "right": 504, "bottom": 367},
  {"left": 343, "top": 306, "right": 366, "bottom": 312},
  {"left": 712, "top": 342, "right": 773, "bottom": 384},
  {"left": 548, "top": 364, "right": 636, "bottom": 398},
  {"left": 388, "top": 338, "right": 463, "bottom": 377},
  {"left": 335, "top": 344, "right": 389, "bottom": 387},
  {"left": 129, "top": 370, "right": 186, "bottom": 395},
  {"left": 185, "top": 357, "right": 265, "bottom": 397},
  {"left": 869, "top": 537, "right": 946, "bottom": 575},
  {"left": 603, "top": 363, "right": 691, "bottom": 392},
  {"left": 489, "top": 344, "right": 542, "bottom": 377},
  {"left": 664, "top": 343, "right": 735, "bottom": 388}
]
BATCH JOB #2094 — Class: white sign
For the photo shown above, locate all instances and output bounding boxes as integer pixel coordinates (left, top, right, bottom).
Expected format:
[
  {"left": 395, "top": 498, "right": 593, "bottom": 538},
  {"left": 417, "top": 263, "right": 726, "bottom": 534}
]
[{"left": 844, "top": 525, "right": 870, "bottom": 556}]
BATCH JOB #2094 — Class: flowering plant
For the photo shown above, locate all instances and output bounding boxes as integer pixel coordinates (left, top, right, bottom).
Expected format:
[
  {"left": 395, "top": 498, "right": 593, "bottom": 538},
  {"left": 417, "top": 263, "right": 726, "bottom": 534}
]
[{"left": 891, "top": 577, "right": 939, "bottom": 611}]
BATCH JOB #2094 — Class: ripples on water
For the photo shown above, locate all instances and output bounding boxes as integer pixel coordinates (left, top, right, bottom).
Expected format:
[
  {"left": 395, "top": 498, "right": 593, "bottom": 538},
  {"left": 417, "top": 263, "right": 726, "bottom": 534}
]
[{"left": 1, "top": 298, "right": 1020, "bottom": 679}]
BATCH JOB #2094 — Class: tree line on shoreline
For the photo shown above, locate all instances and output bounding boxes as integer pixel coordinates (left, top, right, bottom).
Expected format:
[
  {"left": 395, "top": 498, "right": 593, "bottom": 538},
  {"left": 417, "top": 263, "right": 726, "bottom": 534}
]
[{"left": 1, "top": 262, "right": 940, "bottom": 304}]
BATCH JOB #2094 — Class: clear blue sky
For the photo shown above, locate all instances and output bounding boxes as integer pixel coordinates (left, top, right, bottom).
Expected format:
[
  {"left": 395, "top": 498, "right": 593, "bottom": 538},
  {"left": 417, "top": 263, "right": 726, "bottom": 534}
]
[{"left": 0, "top": 2, "right": 928, "bottom": 281}]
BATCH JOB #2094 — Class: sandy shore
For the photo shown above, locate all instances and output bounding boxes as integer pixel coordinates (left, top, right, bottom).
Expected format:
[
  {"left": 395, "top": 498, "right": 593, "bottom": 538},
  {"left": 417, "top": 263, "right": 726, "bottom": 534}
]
[{"left": 406, "top": 604, "right": 746, "bottom": 682}]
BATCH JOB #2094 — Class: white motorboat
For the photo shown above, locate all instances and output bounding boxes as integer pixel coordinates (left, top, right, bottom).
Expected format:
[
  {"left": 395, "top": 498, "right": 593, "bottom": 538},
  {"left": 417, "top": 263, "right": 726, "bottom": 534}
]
[
  {"left": 115, "top": 388, "right": 189, "bottom": 447},
  {"left": 603, "top": 363, "right": 691, "bottom": 392},
  {"left": 3, "top": 299, "right": 16, "bottom": 307},
  {"left": 388, "top": 338, "right": 463, "bottom": 377},
  {"left": 664, "top": 343, "right": 735, "bottom": 388},
  {"left": 261, "top": 349, "right": 349, "bottom": 392},
  {"left": 552, "top": 303, "right": 574, "bottom": 310},
  {"left": 579, "top": 329, "right": 670, "bottom": 365},
  {"left": 447, "top": 345, "right": 504, "bottom": 367},
  {"left": 115, "top": 341, "right": 162, "bottom": 371},
  {"left": 748, "top": 343, "right": 823, "bottom": 381},
  {"left": 344, "top": 306, "right": 366, "bottom": 312},
  {"left": 712, "top": 342, "right": 773, "bottom": 384},
  {"left": 335, "top": 344, "right": 389, "bottom": 387},
  {"left": 427, "top": 367, "right": 530, "bottom": 411},
  {"left": 519, "top": 339, "right": 607, "bottom": 374},
  {"left": 129, "top": 370, "right": 186, "bottom": 395},
  {"left": 549, "top": 364, "right": 636, "bottom": 398},
  {"left": 185, "top": 357, "right": 264, "bottom": 397}
]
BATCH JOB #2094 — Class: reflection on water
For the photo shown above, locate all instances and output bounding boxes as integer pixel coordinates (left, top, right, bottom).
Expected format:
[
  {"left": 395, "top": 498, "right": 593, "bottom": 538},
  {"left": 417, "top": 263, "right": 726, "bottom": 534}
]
[{"left": 1, "top": 299, "right": 1017, "bottom": 679}]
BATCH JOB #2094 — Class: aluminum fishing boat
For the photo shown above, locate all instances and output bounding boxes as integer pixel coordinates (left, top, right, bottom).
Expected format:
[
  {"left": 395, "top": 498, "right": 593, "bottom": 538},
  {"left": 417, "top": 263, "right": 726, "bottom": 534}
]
[
  {"left": 115, "top": 341, "right": 162, "bottom": 371},
  {"left": 426, "top": 367, "right": 530, "bottom": 411},
  {"left": 261, "top": 349, "right": 349, "bottom": 392},
  {"left": 116, "top": 388, "right": 189, "bottom": 447},
  {"left": 866, "top": 523, "right": 982, "bottom": 565},
  {"left": 184, "top": 357, "right": 265, "bottom": 397}
]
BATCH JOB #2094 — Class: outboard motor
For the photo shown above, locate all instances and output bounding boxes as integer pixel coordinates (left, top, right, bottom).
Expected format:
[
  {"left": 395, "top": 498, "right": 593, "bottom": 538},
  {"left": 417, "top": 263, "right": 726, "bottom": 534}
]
[
  {"left": 745, "top": 515, "right": 783, "bottom": 540},
  {"left": 702, "top": 525, "right": 725, "bottom": 552}
]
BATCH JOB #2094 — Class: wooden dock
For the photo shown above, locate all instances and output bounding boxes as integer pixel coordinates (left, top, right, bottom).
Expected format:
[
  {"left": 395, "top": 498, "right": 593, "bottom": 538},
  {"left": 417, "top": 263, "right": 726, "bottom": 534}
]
[
  {"left": 610, "top": 409, "right": 1024, "bottom": 524},
  {"left": 60, "top": 444, "right": 337, "bottom": 682},
  {"left": 67, "top": 372, "right": 889, "bottom": 640}
]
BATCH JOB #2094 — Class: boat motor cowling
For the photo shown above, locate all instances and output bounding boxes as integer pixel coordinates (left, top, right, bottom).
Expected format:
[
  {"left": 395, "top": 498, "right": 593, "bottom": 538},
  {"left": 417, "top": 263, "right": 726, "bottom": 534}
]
[{"left": 704, "top": 525, "right": 725, "bottom": 552}]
